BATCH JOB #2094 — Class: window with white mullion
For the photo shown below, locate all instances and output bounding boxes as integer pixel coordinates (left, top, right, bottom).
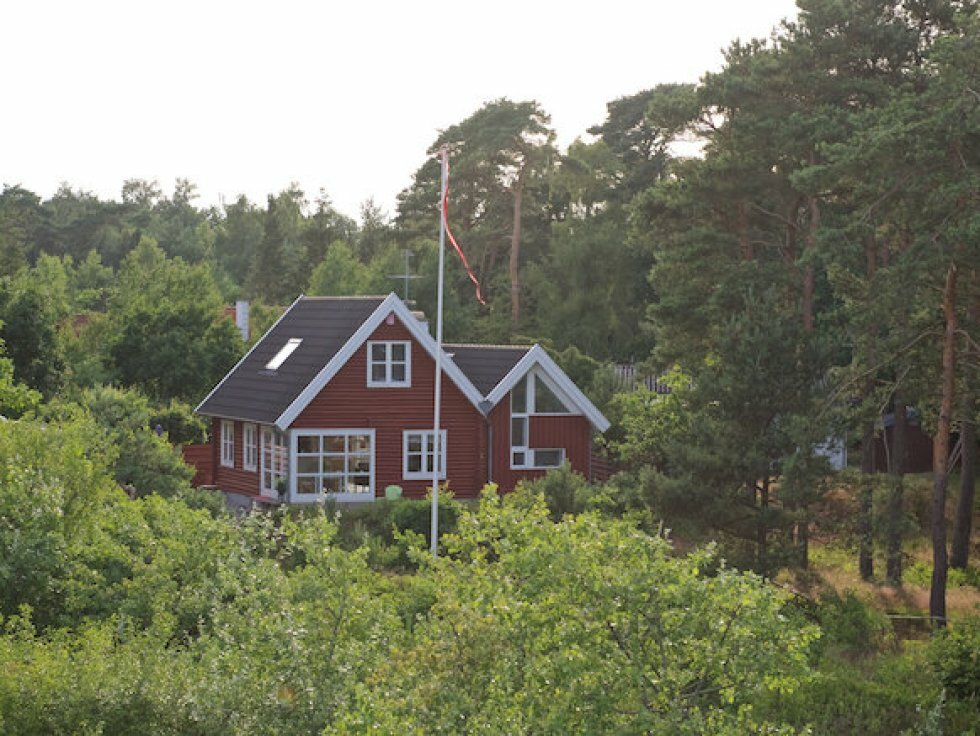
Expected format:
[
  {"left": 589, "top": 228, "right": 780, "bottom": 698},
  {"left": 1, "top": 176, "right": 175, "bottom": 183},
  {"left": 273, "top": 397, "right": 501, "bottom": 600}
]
[
  {"left": 294, "top": 431, "right": 373, "bottom": 499},
  {"left": 261, "top": 427, "right": 288, "bottom": 495},
  {"left": 220, "top": 420, "right": 235, "bottom": 468},
  {"left": 367, "top": 341, "right": 410, "bottom": 387},
  {"left": 403, "top": 430, "right": 446, "bottom": 480},
  {"left": 510, "top": 371, "right": 567, "bottom": 470},
  {"left": 243, "top": 423, "right": 258, "bottom": 471}
]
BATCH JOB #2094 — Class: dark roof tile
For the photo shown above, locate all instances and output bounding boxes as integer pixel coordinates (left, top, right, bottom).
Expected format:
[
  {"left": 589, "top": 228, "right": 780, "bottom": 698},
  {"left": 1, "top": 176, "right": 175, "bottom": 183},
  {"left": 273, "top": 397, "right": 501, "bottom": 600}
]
[
  {"left": 445, "top": 344, "right": 530, "bottom": 396},
  {"left": 197, "top": 297, "right": 385, "bottom": 423}
]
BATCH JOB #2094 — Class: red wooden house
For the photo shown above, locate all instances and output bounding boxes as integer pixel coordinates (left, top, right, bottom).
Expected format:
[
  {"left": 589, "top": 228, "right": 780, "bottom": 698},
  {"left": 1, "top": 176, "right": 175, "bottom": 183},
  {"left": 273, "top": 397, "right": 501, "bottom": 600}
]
[{"left": 188, "top": 293, "right": 610, "bottom": 504}]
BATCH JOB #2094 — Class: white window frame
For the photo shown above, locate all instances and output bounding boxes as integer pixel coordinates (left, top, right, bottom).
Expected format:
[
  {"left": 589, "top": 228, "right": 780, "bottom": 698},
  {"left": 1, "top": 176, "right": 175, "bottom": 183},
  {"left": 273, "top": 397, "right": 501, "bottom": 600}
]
[
  {"left": 402, "top": 430, "right": 447, "bottom": 481},
  {"left": 290, "top": 429, "right": 376, "bottom": 503},
  {"left": 366, "top": 341, "right": 411, "bottom": 387},
  {"left": 243, "top": 422, "right": 258, "bottom": 471},
  {"left": 260, "top": 426, "right": 288, "bottom": 496},
  {"left": 220, "top": 420, "right": 235, "bottom": 468},
  {"left": 510, "top": 369, "right": 572, "bottom": 470}
]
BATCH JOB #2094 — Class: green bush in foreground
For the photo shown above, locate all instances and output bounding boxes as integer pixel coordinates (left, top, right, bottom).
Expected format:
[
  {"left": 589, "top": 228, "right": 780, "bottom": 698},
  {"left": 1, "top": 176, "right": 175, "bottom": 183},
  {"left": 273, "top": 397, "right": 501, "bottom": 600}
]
[{"left": 331, "top": 489, "right": 819, "bottom": 735}]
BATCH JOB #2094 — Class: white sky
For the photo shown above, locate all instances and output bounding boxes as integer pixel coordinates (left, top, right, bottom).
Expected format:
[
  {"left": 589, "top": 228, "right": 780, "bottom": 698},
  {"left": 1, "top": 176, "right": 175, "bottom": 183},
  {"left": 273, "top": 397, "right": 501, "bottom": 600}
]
[{"left": 1, "top": 0, "right": 798, "bottom": 222}]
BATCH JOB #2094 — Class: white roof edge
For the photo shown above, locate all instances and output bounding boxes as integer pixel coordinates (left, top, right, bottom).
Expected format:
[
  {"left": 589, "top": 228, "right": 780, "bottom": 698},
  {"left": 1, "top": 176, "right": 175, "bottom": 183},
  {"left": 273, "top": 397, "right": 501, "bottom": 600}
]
[
  {"left": 195, "top": 293, "right": 305, "bottom": 415},
  {"left": 485, "top": 345, "right": 611, "bottom": 433},
  {"left": 274, "top": 293, "right": 487, "bottom": 431}
]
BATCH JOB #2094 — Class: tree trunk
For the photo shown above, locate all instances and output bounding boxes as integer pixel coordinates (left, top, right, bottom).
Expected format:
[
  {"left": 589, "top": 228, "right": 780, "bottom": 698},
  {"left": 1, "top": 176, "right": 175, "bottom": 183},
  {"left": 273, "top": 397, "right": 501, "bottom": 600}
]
[
  {"left": 886, "top": 392, "right": 907, "bottom": 584},
  {"left": 758, "top": 476, "right": 769, "bottom": 573},
  {"left": 951, "top": 289, "right": 978, "bottom": 569},
  {"left": 509, "top": 176, "right": 524, "bottom": 327},
  {"left": 737, "top": 199, "right": 754, "bottom": 261},
  {"left": 930, "top": 263, "right": 957, "bottom": 627},
  {"left": 802, "top": 195, "right": 819, "bottom": 333},
  {"left": 859, "top": 418, "right": 876, "bottom": 581},
  {"left": 951, "top": 413, "right": 976, "bottom": 568},
  {"left": 798, "top": 502, "right": 810, "bottom": 570},
  {"left": 858, "top": 233, "right": 878, "bottom": 581}
]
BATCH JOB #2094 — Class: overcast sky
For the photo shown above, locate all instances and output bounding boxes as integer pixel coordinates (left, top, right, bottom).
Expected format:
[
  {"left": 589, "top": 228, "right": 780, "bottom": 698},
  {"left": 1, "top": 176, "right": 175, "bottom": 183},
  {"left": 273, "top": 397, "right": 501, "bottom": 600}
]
[{"left": 1, "top": 0, "right": 799, "bottom": 221}]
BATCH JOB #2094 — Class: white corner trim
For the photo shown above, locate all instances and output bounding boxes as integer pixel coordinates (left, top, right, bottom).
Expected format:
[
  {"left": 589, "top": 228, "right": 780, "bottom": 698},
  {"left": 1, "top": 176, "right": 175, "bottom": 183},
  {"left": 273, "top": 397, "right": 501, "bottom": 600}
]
[
  {"left": 274, "top": 293, "right": 486, "bottom": 430},
  {"left": 195, "top": 293, "right": 305, "bottom": 415},
  {"left": 485, "top": 345, "right": 611, "bottom": 433}
]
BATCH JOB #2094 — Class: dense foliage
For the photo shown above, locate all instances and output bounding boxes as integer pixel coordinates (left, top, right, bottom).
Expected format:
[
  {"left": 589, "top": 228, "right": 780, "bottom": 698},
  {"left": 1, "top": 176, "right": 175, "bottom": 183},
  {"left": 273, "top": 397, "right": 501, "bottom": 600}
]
[{"left": 1, "top": 0, "right": 978, "bottom": 731}]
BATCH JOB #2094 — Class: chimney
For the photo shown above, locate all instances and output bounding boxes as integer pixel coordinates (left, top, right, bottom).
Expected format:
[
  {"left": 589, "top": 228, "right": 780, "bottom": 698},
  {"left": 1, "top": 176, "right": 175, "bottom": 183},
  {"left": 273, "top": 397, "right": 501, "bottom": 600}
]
[
  {"left": 235, "top": 300, "right": 250, "bottom": 342},
  {"left": 410, "top": 309, "right": 429, "bottom": 335}
]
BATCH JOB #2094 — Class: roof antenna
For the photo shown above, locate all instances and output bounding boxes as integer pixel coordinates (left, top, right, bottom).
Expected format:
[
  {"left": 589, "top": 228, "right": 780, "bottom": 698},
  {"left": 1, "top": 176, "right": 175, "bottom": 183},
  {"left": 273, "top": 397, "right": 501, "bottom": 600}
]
[{"left": 389, "top": 248, "right": 421, "bottom": 306}]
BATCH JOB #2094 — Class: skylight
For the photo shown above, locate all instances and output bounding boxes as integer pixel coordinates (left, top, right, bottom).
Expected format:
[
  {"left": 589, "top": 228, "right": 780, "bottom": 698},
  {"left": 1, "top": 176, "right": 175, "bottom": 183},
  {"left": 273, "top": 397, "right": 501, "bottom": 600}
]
[{"left": 265, "top": 338, "right": 302, "bottom": 370}]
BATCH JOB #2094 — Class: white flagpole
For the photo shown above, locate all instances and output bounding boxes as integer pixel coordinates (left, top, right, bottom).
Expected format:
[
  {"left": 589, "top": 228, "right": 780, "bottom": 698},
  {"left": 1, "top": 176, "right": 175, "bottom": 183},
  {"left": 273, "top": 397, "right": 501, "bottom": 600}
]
[{"left": 431, "top": 147, "right": 448, "bottom": 556}]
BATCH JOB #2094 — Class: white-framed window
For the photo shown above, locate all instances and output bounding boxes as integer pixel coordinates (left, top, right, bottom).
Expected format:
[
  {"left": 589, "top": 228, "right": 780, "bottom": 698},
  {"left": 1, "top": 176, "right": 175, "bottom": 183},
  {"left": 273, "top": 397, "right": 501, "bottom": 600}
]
[
  {"left": 243, "top": 423, "right": 258, "bottom": 471},
  {"left": 403, "top": 430, "right": 447, "bottom": 480},
  {"left": 261, "top": 427, "right": 288, "bottom": 496},
  {"left": 292, "top": 430, "right": 374, "bottom": 502},
  {"left": 367, "top": 341, "right": 411, "bottom": 387},
  {"left": 510, "top": 370, "right": 571, "bottom": 470},
  {"left": 220, "top": 420, "right": 235, "bottom": 468}
]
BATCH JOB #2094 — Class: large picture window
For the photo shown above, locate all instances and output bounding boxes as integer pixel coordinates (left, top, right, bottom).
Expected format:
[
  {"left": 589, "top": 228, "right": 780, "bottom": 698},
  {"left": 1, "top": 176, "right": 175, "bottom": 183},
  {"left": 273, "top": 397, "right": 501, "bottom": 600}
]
[
  {"left": 261, "top": 427, "right": 288, "bottom": 496},
  {"left": 403, "top": 430, "right": 446, "bottom": 480},
  {"left": 220, "top": 420, "right": 235, "bottom": 468},
  {"left": 367, "top": 341, "right": 410, "bottom": 387},
  {"left": 294, "top": 430, "right": 374, "bottom": 501}
]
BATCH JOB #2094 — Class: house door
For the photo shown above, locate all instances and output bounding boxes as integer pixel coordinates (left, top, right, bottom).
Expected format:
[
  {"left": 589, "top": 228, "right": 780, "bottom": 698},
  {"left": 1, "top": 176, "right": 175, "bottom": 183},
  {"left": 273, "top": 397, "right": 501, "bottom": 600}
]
[{"left": 260, "top": 427, "right": 287, "bottom": 498}]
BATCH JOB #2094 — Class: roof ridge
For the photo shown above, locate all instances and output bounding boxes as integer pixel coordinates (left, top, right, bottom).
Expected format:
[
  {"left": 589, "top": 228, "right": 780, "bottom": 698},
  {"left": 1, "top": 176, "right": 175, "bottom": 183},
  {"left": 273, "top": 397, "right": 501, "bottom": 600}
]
[
  {"left": 299, "top": 295, "right": 387, "bottom": 301},
  {"left": 444, "top": 343, "right": 533, "bottom": 350}
]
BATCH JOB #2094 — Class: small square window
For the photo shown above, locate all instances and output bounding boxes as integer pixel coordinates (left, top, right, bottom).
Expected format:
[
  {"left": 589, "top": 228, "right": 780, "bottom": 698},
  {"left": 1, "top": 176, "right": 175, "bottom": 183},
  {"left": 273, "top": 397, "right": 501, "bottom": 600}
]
[{"left": 367, "top": 341, "right": 411, "bottom": 387}]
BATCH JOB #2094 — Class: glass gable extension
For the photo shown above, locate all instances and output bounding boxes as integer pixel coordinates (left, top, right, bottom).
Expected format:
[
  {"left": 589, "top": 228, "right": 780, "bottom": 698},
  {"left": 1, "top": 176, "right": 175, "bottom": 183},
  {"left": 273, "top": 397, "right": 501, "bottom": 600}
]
[{"left": 510, "top": 369, "right": 571, "bottom": 470}]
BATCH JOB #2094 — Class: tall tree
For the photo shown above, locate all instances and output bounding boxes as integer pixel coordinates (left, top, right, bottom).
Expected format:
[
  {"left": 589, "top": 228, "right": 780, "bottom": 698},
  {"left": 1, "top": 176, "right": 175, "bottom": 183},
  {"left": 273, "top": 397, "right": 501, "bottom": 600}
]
[
  {"left": 106, "top": 237, "right": 243, "bottom": 402},
  {"left": 398, "top": 99, "right": 557, "bottom": 330},
  {"left": 246, "top": 188, "right": 305, "bottom": 304}
]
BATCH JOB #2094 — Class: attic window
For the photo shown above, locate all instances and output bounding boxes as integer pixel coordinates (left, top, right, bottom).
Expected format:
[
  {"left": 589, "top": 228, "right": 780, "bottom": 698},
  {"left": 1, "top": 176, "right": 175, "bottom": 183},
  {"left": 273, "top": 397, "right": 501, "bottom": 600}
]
[{"left": 265, "top": 338, "right": 302, "bottom": 370}]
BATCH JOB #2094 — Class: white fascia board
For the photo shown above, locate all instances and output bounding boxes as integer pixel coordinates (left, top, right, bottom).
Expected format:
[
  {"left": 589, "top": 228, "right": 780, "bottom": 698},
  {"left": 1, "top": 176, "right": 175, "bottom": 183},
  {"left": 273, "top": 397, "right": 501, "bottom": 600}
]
[
  {"left": 274, "top": 293, "right": 486, "bottom": 431},
  {"left": 485, "top": 345, "right": 612, "bottom": 433},
  {"left": 195, "top": 294, "right": 305, "bottom": 415}
]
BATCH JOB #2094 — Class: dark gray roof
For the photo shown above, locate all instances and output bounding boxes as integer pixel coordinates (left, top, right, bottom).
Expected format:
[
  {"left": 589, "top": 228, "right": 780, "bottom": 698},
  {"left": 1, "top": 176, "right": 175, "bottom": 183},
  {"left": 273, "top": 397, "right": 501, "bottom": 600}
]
[
  {"left": 197, "top": 296, "right": 385, "bottom": 423},
  {"left": 445, "top": 344, "right": 531, "bottom": 396}
]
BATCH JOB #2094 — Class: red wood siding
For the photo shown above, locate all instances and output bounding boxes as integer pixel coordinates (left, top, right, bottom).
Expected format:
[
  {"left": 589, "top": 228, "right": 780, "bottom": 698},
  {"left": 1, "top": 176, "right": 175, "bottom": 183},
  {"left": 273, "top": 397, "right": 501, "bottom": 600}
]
[
  {"left": 182, "top": 443, "right": 214, "bottom": 486},
  {"left": 488, "top": 400, "right": 592, "bottom": 492},
  {"left": 530, "top": 415, "right": 591, "bottom": 473},
  {"left": 211, "top": 418, "right": 262, "bottom": 496},
  {"left": 291, "top": 319, "right": 488, "bottom": 499}
]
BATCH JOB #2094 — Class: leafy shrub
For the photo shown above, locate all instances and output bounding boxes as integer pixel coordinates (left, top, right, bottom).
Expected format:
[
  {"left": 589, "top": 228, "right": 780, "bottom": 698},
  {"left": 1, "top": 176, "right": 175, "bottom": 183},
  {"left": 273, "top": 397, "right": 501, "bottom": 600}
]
[
  {"left": 817, "top": 589, "right": 893, "bottom": 656},
  {"left": 905, "top": 560, "right": 980, "bottom": 590},
  {"left": 753, "top": 648, "right": 939, "bottom": 734},
  {"left": 328, "top": 495, "right": 462, "bottom": 569},
  {"left": 929, "top": 623, "right": 980, "bottom": 701},
  {"left": 149, "top": 398, "right": 208, "bottom": 444},
  {"left": 514, "top": 461, "right": 594, "bottom": 519}
]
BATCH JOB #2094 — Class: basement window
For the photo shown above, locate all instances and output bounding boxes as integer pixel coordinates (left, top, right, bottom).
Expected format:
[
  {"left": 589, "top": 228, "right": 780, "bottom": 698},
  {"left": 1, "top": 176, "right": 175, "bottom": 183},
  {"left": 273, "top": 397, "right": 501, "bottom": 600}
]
[{"left": 265, "top": 338, "right": 302, "bottom": 370}]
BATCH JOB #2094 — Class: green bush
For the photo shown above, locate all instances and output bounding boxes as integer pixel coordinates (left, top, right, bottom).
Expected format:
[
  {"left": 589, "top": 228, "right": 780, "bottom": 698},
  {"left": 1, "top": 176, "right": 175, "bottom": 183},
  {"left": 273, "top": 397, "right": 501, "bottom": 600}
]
[
  {"left": 328, "top": 495, "right": 461, "bottom": 570},
  {"left": 753, "top": 648, "right": 939, "bottom": 734},
  {"left": 514, "top": 461, "right": 594, "bottom": 519},
  {"left": 816, "top": 589, "right": 894, "bottom": 656},
  {"left": 929, "top": 623, "right": 980, "bottom": 701}
]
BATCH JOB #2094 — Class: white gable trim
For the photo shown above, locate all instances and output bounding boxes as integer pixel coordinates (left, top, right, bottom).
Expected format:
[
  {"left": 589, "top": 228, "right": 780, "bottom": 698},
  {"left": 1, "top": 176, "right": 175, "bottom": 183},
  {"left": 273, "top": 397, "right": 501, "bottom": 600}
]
[
  {"left": 274, "top": 293, "right": 486, "bottom": 430},
  {"left": 195, "top": 293, "right": 305, "bottom": 416},
  {"left": 485, "top": 345, "right": 611, "bottom": 433}
]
